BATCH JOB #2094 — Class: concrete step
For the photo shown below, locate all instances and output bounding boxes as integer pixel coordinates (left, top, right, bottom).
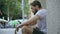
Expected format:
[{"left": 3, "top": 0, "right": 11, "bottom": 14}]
[{"left": 0, "top": 28, "right": 22, "bottom": 34}]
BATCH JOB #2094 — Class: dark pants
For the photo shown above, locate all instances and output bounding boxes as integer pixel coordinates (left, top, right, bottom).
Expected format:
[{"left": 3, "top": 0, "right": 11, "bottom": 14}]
[{"left": 33, "top": 27, "right": 44, "bottom": 34}]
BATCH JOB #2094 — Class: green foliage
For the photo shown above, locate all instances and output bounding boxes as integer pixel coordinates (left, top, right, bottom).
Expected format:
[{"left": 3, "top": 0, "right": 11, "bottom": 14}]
[
  {"left": 24, "top": 0, "right": 29, "bottom": 19},
  {"left": 0, "top": 0, "right": 29, "bottom": 20}
]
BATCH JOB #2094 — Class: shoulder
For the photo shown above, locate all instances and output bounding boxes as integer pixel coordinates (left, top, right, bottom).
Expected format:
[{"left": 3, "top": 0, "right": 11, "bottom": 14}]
[
  {"left": 38, "top": 9, "right": 47, "bottom": 12},
  {"left": 36, "top": 9, "right": 47, "bottom": 14},
  {"left": 35, "top": 9, "right": 47, "bottom": 18}
]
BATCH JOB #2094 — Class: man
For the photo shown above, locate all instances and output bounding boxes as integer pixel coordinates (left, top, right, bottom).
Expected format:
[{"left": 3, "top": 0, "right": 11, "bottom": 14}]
[{"left": 15, "top": 0, "right": 47, "bottom": 34}]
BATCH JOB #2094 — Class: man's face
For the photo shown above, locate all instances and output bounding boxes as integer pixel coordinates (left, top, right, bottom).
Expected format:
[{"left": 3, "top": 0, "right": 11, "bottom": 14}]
[{"left": 31, "top": 6, "right": 38, "bottom": 14}]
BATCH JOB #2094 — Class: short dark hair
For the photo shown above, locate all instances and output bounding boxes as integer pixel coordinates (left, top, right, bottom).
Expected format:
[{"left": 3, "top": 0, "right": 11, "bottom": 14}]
[{"left": 30, "top": 0, "right": 42, "bottom": 8}]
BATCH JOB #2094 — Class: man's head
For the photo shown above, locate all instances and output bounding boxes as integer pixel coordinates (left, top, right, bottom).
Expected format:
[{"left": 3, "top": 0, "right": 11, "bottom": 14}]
[{"left": 30, "top": 0, "right": 42, "bottom": 14}]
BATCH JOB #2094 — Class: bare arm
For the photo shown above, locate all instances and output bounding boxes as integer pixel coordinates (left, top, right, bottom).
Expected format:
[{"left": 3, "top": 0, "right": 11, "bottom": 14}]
[{"left": 18, "top": 15, "right": 40, "bottom": 28}]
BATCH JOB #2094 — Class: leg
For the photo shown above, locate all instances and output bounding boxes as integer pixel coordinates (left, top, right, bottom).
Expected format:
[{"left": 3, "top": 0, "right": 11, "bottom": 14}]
[
  {"left": 33, "top": 27, "right": 44, "bottom": 34},
  {"left": 22, "top": 26, "right": 34, "bottom": 34}
]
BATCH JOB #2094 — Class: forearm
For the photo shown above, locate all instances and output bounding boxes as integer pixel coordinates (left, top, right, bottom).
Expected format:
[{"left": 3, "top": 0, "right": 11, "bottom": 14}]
[
  {"left": 21, "top": 21, "right": 36, "bottom": 27},
  {"left": 18, "top": 21, "right": 30, "bottom": 28},
  {"left": 18, "top": 21, "right": 36, "bottom": 28},
  {"left": 18, "top": 15, "right": 39, "bottom": 28}
]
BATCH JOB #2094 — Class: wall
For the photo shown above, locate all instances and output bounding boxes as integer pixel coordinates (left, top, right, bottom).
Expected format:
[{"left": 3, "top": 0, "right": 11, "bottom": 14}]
[{"left": 46, "top": 0, "right": 60, "bottom": 34}]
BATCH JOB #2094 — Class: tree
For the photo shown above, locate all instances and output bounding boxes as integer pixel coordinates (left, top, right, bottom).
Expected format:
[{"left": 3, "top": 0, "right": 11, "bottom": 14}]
[{"left": 0, "top": 0, "right": 29, "bottom": 20}]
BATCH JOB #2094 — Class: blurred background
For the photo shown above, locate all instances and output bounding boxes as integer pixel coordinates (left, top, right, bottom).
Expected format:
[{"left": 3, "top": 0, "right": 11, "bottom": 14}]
[{"left": 0, "top": 0, "right": 30, "bottom": 28}]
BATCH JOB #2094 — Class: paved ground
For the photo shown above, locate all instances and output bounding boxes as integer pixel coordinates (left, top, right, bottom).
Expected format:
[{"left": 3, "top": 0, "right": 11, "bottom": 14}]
[{"left": 0, "top": 28, "right": 22, "bottom": 34}]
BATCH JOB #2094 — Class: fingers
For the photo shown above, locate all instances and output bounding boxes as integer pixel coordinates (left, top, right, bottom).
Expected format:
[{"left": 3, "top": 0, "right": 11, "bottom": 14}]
[
  {"left": 15, "top": 28, "right": 18, "bottom": 34},
  {"left": 15, "top": 28, "right": 19, "bottom": 34},
  {"left": 15, "top": 30, "right": 17, "bottom": 34},
  {"left": 16, "top": 28, "right": 19, "bottom": 32},
  {"left": 15, "top": 25, "right": 20, "bottom": 34}
]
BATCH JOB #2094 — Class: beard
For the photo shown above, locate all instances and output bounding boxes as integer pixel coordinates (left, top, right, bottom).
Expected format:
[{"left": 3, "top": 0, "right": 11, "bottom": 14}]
[{"left": 34, "top": 10, "right": 38, "bottom": 15}]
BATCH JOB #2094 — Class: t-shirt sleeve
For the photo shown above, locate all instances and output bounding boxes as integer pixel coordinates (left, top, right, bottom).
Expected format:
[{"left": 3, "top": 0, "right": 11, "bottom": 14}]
[{"left": 35, "top": 9, "right": 47, "bottom": 19}]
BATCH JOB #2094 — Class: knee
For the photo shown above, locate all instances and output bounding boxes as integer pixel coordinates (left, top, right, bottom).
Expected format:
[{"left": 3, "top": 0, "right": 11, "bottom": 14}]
[
  {"left": 22, "top": 26, "right": 28, "bottom": 30},
  {"left": 22, "top": 26, "right": 28, "bottom": 32}
]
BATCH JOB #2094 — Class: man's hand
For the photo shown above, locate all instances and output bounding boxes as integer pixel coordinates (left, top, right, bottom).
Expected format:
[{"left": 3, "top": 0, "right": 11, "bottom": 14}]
[
  {"left": 15, "top": 24, "right": 22, "bottom": 34},
  {"left": 15, "top": 26, "right": 19, "bottom": 34}
]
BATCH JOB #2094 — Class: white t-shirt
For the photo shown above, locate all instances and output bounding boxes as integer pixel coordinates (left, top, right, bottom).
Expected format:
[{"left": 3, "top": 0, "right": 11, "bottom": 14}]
[{"left": 35, "top": 9, "right": 47, "bottom": 34}]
